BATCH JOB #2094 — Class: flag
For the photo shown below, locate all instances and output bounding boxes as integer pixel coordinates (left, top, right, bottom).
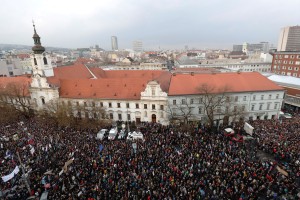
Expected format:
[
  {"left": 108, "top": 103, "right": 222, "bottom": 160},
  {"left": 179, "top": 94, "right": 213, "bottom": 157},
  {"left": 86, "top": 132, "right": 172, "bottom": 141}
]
[{"left": 99, "top": 144, "right": 104, "bottom": 153}]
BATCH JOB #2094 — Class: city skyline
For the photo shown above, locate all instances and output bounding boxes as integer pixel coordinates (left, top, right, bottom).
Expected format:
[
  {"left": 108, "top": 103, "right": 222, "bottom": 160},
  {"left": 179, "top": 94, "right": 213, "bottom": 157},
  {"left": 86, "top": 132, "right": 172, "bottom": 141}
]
[{"left": 1, "top": 0, "right": 300, "bottom": 50}]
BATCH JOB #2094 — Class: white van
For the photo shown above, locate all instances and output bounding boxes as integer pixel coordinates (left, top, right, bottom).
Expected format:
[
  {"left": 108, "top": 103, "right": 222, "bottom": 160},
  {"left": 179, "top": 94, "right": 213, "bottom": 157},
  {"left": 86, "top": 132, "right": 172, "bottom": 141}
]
[
  {"left": 108, "top": 127, "right": 118, "bottom": 140},
  {"left": 96, "top": 129, "right": 107, "bottom": 140}
]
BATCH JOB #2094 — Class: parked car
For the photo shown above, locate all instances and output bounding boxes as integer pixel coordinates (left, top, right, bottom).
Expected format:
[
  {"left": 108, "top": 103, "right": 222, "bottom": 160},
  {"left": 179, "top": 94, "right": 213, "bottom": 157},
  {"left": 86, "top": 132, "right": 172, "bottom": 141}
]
[
  {"left": 127, "top": 131, "right": 144, "bottom": 141},
  {"left": 96, "top": 129, "right": 108, "bottom": 140},
  {"left": 283, "top": 113, "right": 292, "bottom": 119},
  {"left": 108, "top": 127, "right": 118, "bottom": 140}
]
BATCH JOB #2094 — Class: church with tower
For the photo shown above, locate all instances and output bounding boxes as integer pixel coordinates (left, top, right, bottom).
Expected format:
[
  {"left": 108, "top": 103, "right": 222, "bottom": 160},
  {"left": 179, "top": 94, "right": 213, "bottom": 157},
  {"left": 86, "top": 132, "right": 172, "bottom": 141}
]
[
  {"left": 0, "top": 25, "right": 285, "bottom": 125},
  {"left": 29, "top": 23, "right": 59, "bottom": 108}
]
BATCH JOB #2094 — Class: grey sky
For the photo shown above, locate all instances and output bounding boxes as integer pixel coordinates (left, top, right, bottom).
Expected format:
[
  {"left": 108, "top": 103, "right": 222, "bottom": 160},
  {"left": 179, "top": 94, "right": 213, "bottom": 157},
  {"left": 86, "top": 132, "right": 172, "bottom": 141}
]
[{"left": 1, "top": 0, "right": 300, "bottom": 50}]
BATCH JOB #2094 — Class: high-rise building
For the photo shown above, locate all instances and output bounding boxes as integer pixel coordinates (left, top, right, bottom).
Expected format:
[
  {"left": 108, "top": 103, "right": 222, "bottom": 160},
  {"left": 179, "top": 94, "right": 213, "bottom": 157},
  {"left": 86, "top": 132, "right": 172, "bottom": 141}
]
[
  {"left": 277, "top": 26, "right": 300, "bottom": 51},
  {"left": 132, "top": 41, "right": 143, "bottom": 52},
  {"left": 111, "top": 36, "right": 118, "bottom": 51}
]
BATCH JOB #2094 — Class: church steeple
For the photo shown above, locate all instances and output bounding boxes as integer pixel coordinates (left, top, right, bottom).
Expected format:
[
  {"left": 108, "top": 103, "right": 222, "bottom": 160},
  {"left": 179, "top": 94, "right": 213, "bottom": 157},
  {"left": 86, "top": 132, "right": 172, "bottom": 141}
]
[{"left": 32, "top": 22, "right": 45, "bottom": 54}]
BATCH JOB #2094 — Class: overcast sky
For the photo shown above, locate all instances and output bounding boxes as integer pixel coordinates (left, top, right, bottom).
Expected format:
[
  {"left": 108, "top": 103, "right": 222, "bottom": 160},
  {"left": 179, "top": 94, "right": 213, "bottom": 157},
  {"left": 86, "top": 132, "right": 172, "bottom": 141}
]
[{"left": 1, "top": 0, "right": 300, "bottom": 50}]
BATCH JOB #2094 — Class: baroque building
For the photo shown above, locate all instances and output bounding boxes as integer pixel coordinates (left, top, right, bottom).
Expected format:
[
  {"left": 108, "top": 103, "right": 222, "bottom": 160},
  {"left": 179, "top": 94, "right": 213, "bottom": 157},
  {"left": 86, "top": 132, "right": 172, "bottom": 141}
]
[{"left": 0, "top": 26, "right": 285, "bottom": 125}]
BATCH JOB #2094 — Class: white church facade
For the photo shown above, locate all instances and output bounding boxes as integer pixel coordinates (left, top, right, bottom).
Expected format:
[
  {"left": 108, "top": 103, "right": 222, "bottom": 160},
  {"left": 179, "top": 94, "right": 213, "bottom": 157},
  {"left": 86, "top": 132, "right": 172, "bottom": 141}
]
[{"left": 0, "top": 26, "right": 285, "bottom": 126}]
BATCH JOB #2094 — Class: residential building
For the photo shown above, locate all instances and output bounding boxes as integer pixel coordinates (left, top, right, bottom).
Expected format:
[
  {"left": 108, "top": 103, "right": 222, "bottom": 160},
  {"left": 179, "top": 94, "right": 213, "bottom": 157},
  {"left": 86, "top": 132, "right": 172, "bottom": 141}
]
[
  {"left": 233, "top": 42, "right": 270, "bottom": 54},
  {"left": 277, "top": 26, "right": 300, "bottom": 51},
  {"left": 271, "top": 51, "right": 300, "bottom": 77}
]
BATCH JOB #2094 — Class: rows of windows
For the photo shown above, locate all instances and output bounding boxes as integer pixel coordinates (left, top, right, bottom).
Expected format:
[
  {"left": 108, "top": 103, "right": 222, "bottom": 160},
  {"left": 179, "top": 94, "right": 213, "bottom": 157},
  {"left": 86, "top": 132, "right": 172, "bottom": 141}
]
[
  {"left": 275, "top": 55, "right": 300, "bottom": 59},
  {"left": 273, "top": 65, "right": 299, "bottom": 70},
  {"left": 64, "top": 101, "right": 165, "bottom": 111},
  {"left": 250, "top": 102, "right": 279, "bottom": 111},
  {"left": 172, "top": 94, "right": 280, "bottom": 105}
]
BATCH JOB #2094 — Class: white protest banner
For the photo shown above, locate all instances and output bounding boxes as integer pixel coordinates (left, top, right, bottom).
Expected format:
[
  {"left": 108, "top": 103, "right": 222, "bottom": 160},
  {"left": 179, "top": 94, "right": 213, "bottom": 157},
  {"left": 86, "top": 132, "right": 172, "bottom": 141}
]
[{"left": 1, "top": 166, "right": 20, "bottom": 182}]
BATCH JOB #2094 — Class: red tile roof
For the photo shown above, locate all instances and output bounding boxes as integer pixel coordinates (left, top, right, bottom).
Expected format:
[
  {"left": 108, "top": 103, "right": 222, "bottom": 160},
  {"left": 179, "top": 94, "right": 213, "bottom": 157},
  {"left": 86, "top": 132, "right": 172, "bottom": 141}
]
[
  {"left": 17, "top": 54, "right": 30, "bottom": 60},
  {"left": 59, "top": 70, "right": 172, "bottom": 100},
  {"left": 47, "top": 63, "right": 94, "bottom": 87},
  {"left": 168, "top": 72, "right": 283, "bottom": 96}
]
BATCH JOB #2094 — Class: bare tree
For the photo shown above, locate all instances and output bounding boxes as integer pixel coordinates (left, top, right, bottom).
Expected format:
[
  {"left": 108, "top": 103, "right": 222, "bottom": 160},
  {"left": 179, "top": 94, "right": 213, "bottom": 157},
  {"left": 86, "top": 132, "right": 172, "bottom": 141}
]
[
  {"left": 42, "top": 99, "right": 110, "bottom": 129},
  {"left": 0, "top": 82, "right": 34, "bottom": 118},
  {"left": 197, "top": 83, "right": 231, "bottom": 127}
]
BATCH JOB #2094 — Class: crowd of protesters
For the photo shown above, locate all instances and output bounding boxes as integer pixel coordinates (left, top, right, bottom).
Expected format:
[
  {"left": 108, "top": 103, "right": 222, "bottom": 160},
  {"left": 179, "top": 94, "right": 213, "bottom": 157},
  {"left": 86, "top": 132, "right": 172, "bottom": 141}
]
[{"left": 0, "top": 116, "right": 299, "bottom": 199}]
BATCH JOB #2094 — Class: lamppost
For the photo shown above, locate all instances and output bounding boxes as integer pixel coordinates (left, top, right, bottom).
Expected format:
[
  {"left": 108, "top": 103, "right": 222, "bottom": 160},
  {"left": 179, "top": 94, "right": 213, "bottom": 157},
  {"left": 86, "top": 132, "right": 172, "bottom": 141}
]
[{"left": 16, "top": 151, "right": 31, "bottom": 195}]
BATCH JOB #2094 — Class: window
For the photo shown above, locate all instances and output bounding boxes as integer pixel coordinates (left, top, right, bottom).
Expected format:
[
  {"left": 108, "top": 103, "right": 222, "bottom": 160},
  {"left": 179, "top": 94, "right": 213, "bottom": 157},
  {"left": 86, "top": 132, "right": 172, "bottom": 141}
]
[
  {"left": 136, "top": 103, "right": 139, "bottom": 109},
  {"left": 242, "top": 105, "right": 245, "bottom": 111},
  {"left": 226, "top": 96, "right": 230, "bottom": 102},
  {"left": 127, "top": 114, "right": 131, "bottom": 121},
  {"left": 289, "top": 61, "right": 294, "bottom": 64},
  {"left": 268, "top": 94, "right": 272, "bottom": 100},
  {"left": 144, "top": 104, "right": 147, "bottom": 109},
  {"left": 225, "top": 106, "right": 229, "bottom": 113},
  {"left": 76, "top": 102, "right": 79, "bottom": 107},
  {"left": 43, "top": 57, "right": 48, "bottom": 65},
  {"left": 173, "top": 100, "right": 176, "bottom": 105},
  {"left": 235, "top": 96, "right": 238, "bottom": 102},
  {"left": 152, "top": 104, "right": 156, "bottom": 110},
  {"left": 126, "top": 103, "right": 129, "bottom": 108},
  {"left": 261, "top": 95, "right": 264, "bottom": 100},
  {"left": 68, "top": 101, "right": 71, "bottom": 106},
  {"left": 233, "top": 106, "right": 237, "bottom": 112},
  {"left": 84, "top": 102, "right": 87, "bottom": 106},
  {"left": 251, "top": 104, "right": 255, "bottom": 111},
  {"left": 109, "top": 113, "right": 113, "bottom": 119},
  {"left": 190, "top": 98, "right": 194, "bottom": 104},
  {"left": 199, "top": 98, "right": 203, "bottom": 103},
  {"left": 109, "top": 102, "right": 112, "bottom": 108},
  {"left": 94, "top": 113, "right": 98, "bottom": 119},
  {"left": 198, "top": 107, "right": 202, "bottom": 114},
  {"left": 293, "top": 73, "right": 298, "bottom": 77},
  {"left": 267, "top": 103, "right": 271, "bottom": 110},
  {"left": 117, "top": 103, "right": 121, "bottom": 108},
  {"left": 276, "top": 94, "right": 279, "bottom": 99},
  {"left": 259, "top": 104, "right": 263, "bottom": 110},
  {"left": 295, "top": 67, "right": 299, "bottom": 71},
  {"left": 288, "top": 67, "right": 292, "bottom": 70},
  {"left": 284, "top": 55, "right": 289, "bottom": 58},
  {"left": 295, "top": 61, "right": 300, "bottom": 65},
  {"left": 160, "top": 105, "right": 164, "bottom": 110},
  {"left": 274, "top": 103, "right": 278, "bottom": 110},
  {"left": 182, "top": 99, "right": 186, "bottom": 104},
  {"left": 243, "top": 96, "right": 246, "bottom": 101},
  {"left": 118, "top": 114, "right": 122, "bottom": 120},
  {"left": 92, "top": 102, "right": 95, "bottom": 107},
  {"left": 100, "top": 102, "right": 103, "bottom": 107},
  {"left": 34, "top": 58, "right": 37, "bottom": 65},
  {"left": 281, "top": 72, "right": 286, "bottom": 75},
  {"left": 41, "top": 98, "right": 45, "bottom": 105},
  {"left": 253, "top": 95, "right": 256, "bottom": 100}
]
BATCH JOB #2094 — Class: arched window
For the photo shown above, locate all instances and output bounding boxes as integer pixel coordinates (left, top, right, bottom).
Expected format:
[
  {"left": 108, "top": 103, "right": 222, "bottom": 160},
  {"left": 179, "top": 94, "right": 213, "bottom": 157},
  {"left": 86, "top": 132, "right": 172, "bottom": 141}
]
[
  {"left": 43, "top": 57, "right": 48, "bottom": 65},
  {"left": 41, "top": 98, "right": 45, "bottom": 105},
  {"left": 34, "top": 58, "right": 37, "bottom": 65}
]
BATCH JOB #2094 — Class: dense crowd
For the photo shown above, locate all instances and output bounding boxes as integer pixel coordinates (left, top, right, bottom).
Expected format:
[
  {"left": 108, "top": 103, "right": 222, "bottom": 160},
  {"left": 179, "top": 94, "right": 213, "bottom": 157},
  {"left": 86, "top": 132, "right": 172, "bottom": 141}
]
[{"left": 0, "top": 117, "right": 299, "bottom": 199}]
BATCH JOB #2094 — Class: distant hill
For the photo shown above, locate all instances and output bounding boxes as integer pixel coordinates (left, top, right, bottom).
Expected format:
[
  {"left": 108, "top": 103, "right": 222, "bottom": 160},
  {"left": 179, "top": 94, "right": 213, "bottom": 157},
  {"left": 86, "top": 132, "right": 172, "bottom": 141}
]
[{"left": 0, "top": 44, "right": 71, "bottom": 52}]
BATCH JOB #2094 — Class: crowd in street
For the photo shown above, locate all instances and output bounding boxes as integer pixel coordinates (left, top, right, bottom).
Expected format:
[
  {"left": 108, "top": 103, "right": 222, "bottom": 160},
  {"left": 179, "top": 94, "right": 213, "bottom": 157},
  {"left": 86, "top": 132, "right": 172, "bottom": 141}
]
[{"left": 0, "top": 117, "right": 299, "bottom": 199}]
